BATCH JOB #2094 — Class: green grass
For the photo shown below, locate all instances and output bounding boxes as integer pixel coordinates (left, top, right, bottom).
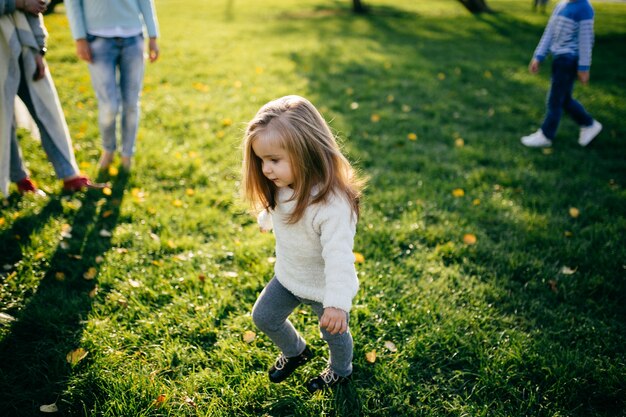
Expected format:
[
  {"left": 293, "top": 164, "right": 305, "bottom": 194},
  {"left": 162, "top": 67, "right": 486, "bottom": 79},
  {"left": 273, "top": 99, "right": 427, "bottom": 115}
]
[{"left": 1, "top": 0, "right": 625, "bottom": 415}]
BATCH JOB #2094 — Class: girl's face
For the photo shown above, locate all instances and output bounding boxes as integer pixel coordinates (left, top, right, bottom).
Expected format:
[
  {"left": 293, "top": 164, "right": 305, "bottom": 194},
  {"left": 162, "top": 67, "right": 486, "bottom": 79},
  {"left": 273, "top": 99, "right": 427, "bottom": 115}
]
[{"left": 252, "top": 134, "right": 295, "bottom": 188}]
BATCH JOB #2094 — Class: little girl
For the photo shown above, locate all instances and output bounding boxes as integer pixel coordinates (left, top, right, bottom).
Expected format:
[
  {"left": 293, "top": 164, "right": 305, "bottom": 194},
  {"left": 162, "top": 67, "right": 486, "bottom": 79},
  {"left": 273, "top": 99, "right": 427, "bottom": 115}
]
[{"left": 242, "top": 95, "right": 363, "bottom": 393}]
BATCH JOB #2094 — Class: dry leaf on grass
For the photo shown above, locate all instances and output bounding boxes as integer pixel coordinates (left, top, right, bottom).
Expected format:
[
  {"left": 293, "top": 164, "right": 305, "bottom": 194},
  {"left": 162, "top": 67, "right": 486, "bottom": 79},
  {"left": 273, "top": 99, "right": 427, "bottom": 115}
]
[
  {"left": 66, "top": 348, "right": 88, "bottom": 365},
  {"left": 83, "top": 267, "right": 97, "bottom": 280},
  {"left": 243, "top": 331, "right": 256, "bottom": 343},
  {"left": 463, "top": 234, "right": 477, "bottom": 245},
  {"left": 365, "top": 350, "right": 377, "bottom": 363},
  {"left": 353, "top": 252, "right": 365, "bottom": 264},
  {"left": 39, "top": 403, "right": 58, "bottom": 413},
  {"left": 384, "top": 341, "right": 398, "bottom": 353}
]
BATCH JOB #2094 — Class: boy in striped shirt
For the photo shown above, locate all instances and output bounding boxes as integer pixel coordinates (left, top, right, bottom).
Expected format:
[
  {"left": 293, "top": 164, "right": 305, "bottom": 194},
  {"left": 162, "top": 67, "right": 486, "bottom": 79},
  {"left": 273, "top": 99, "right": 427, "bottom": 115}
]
[{"left": 521, "top": 0, "right": 602, "bottom": 148}]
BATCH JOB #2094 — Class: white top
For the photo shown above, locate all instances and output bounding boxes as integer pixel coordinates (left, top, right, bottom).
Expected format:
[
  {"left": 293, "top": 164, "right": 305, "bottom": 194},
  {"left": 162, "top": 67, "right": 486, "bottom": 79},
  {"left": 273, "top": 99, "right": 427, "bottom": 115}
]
[{"left": 258, "top": 187, "right": 359, "bottom": 312}]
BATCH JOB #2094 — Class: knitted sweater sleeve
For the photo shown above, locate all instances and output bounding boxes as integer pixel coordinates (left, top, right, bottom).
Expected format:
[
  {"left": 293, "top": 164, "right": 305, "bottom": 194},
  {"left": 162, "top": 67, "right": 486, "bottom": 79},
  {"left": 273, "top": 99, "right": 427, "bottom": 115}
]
[{"left": 314, "top": 196, "right": 359, "bottom": 312}]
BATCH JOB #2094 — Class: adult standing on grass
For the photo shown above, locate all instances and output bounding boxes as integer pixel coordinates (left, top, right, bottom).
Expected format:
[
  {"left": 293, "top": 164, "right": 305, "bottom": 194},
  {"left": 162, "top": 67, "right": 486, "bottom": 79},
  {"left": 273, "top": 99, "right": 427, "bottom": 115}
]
[
  {"left": 0, "top": 0, "right": 104, "bottom": 196},
  {"left": 242, "top": 95, "right": 364, "bottom": 393},
  {"left": 521, "top": 0, "right": 602, "bottom": 148},
  {"left": 65, "top": 0, "right": 160, "bottom": 172}
]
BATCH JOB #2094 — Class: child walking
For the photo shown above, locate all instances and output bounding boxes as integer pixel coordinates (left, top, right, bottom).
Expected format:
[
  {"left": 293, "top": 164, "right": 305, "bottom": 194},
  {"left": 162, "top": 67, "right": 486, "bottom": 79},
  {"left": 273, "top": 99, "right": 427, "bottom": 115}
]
[
  {"left": 521, "top": 0, "right": 602, "bottom": 148},
  {"left": 242, "top": 95, "right": 363, "bottom": 393}
]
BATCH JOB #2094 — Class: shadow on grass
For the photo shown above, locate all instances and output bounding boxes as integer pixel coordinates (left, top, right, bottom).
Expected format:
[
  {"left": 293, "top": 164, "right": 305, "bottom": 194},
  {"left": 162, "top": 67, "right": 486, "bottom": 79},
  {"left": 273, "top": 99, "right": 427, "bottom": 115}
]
[
  {"left": 0, "top": 173, "right": 128, "bottom": 416},
  {"left": 275, "top": 5, "right": 626, "bottom": 416}
]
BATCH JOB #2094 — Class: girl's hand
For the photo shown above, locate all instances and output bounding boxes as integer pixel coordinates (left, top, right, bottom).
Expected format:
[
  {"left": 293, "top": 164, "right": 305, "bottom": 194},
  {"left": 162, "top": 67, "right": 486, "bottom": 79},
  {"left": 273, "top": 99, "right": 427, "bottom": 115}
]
[
  {"left": 578, "top": 71, "right": 590, "bottom": 84},
  {"left": 75, "top": 39, "right": 92, "bottom": 63},
  {"left": 148, "top": 38, "right": 159, "bottom": 63},
  {"left": 529, "top": 58, "right": 540, "bottom": 74},
  {"left": 320, "top": 307, "right": 348, "bottom": 335}
]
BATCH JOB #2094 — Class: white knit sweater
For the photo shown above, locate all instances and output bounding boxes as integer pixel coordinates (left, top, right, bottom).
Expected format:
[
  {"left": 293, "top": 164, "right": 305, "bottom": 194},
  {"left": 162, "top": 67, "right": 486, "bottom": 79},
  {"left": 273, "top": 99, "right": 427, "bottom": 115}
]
[{"left": 258, "top": 187, "right": 359, "bottom": 312}]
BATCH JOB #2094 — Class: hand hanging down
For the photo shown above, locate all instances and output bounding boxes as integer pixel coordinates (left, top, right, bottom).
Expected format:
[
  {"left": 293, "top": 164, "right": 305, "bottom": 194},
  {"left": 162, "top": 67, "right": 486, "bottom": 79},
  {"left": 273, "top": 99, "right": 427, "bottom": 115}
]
[{"left": 320, "top": 307, "right": 348, "bottom": 335}]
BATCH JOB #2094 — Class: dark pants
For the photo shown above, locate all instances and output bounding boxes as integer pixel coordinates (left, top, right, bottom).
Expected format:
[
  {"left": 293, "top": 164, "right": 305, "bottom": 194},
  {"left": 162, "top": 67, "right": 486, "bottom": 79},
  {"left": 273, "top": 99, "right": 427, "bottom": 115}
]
[{"left": 541, "top": 55, "right": 593, "bottom": 140}]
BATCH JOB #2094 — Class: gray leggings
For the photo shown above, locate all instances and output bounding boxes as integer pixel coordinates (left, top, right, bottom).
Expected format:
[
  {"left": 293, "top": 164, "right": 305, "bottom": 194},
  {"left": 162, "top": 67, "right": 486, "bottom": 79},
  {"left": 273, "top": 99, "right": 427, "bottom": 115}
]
[{"left": 252, "top": 277, "right": 353, "bottom": 377}]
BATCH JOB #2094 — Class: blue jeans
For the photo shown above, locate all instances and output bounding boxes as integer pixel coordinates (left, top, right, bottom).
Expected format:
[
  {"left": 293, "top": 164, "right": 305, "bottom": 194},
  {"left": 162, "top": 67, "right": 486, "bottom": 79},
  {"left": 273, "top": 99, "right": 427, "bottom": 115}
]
[
  {"left": 252, "top": 277, "right": 354, "bottom": 377},
  {"left": 87, "top": 34, "right": 145, "bottom": 157},
  {"left": 541, "top": 55, "right": 593, "bottom": 140},
  {"left": 10, "top": 58, "right": 77, "bottom": 181}
]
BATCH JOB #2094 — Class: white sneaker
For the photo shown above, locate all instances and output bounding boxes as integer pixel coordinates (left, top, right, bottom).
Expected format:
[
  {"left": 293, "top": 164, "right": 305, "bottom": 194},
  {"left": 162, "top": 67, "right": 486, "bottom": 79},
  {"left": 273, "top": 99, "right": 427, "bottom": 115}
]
[
  {"left": 578, "top": 120, "right": 602, "bottom": 147},
  {"left": 521, "top": 129, "right": 552, "bottom": 148}
]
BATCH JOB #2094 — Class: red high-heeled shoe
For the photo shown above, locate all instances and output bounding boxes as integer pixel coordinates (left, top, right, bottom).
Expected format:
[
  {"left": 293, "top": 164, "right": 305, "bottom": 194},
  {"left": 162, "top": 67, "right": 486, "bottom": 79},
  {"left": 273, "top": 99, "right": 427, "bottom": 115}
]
[
  {"left": 63, "top": 176, "right": 107, "bottom": 192},
  {"left": 16, "top": 177, "right": 46, "bottom": 196}
]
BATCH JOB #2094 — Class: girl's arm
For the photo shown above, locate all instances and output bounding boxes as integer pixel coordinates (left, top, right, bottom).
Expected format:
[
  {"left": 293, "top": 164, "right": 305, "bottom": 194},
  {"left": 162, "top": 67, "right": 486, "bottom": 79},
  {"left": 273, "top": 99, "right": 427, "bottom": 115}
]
[{"left": 315, "top": 196, "right": 359, "bottom": 333}]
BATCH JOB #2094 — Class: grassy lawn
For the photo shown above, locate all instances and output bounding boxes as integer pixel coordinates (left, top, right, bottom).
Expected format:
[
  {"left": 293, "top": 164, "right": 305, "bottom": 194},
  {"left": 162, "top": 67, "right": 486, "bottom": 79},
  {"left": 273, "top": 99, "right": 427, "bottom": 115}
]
[{"left": 1, "top": 0, "right": 625, "bottom": 415}]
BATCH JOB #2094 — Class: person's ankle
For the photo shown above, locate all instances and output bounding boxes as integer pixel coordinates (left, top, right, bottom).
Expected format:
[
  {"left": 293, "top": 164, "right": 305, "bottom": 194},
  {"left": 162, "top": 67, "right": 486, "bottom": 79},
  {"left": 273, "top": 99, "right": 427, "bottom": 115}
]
[{"left": 121, "top": 156, "right": 132, "bottom": 171}]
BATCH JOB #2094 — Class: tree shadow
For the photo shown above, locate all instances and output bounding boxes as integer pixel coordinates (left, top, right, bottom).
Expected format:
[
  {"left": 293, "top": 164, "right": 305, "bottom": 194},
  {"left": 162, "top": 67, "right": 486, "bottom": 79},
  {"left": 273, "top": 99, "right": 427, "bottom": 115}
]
[{"left": 0, "top": 173, "right": 129, "bottom": 416}]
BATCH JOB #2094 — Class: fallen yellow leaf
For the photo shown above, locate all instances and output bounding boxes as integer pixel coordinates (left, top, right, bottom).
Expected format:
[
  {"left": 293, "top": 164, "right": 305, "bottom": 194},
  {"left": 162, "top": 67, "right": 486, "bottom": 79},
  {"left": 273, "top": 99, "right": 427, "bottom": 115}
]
[
  {"left": 463, "top": 234, "right": 477, "bottom": 245},
  {"left": 560, "top": 266, "right": 577, "bottom": 275},
  {"left": 243, "top": 330, "right": 256, "bottom": 343},
  {"left": 154, "top": 394, "right": 166, "bottom": 407},
  {"left": 83, "top": 267, "right": 97, "bottom": 280},
  {"left": 452, "top": 188, "right": 465, "bottom": 197},
  {"left": 192, "top": 82, "right": 209, "bottom": 92},
  {"left": 40, "top": 403, "right": 59, "bottom": 413},
  {"left": 384, "top": 341, "right": 398, "bottom": 352},
  {"left": 88, "top": 286, "right": 98, "bottom": 298},
  {"left": 66, "top": 347, "right": 88, "bottom": 365},
  {"left": 353, "top": 252, "right": 365, "bottom": 263},
  {"left": 365, "top": 350, "right": 377, "bottom": 363}
]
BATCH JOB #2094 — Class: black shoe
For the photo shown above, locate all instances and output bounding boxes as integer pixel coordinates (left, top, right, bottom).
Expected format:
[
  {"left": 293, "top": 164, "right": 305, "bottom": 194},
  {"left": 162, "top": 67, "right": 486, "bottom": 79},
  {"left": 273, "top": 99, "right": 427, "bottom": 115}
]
[
  {"left": 306, "top": 367, "right": 351, "bottom": 393},
  {"left": 268, "top": 346, "right": 313, "bottom": 383}
]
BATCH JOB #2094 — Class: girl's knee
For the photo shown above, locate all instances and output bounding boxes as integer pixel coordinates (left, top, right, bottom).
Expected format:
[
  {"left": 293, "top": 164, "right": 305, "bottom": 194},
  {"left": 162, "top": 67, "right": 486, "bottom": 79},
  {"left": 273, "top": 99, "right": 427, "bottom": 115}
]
[{"left": 252, "top": 304, "right": 270, "bottom": 330}]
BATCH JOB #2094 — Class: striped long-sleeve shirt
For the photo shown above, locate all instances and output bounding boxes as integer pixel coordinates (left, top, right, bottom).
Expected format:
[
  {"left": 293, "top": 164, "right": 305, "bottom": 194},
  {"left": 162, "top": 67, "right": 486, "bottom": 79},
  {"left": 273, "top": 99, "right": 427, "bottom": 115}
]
[{"left": 533, "top": 0, "right": 595, "bottom": 71}]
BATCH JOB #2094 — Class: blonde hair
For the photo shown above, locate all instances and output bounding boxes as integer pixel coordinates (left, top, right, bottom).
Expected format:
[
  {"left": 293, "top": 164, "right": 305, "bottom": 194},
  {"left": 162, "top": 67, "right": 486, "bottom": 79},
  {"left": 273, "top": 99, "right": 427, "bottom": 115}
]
[{"left": 242, "top": 95, "right": 363, "bottom": 223}]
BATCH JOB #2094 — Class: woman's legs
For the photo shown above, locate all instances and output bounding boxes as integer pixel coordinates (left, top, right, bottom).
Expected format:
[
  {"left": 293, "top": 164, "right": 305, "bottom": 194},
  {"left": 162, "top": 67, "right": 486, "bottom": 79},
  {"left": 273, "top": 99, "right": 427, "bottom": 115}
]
[
  {"left": 118, "top": 35, "right": 145, "bottom": 162},
  {"left": 88, "top": 36, "right": 121, "bottom": 157},
  {"left": 16, "top": 60, "right": 78, "bottom": 180}
]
